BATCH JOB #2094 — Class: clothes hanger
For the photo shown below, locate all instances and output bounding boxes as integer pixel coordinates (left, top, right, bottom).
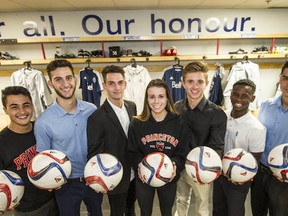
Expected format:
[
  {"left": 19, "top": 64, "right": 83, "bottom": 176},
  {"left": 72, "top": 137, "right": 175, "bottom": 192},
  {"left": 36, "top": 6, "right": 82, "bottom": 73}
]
[
  {"left": 85, "top": 59, "right": 92, "bottom": 70},
  {"left": 242, "top": 55, "right": 249, "bottom": 63},
  {"left": 173, "top": 57, "right": 183, "bottom": 68},
  {"left": 23, "top": 60, "right": 32, "bottom": 70},
  {"left": 131, "top": 58, "right": 137, "bottom": 68}
]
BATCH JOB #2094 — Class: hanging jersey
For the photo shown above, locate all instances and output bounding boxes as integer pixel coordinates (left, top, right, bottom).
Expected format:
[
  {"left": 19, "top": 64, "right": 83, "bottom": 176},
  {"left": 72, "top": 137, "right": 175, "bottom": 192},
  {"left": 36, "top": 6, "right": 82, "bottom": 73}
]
[
  {"left": 11, "top": 68, "right": 53, "bottom": 120},
  {"left": 162, "top": 65, "right": 185, "bottom": 103},
  {"left": 79, "top": 68, "right": 103, "bottom": 107},
  {"left": 124, "top": 65, "right": 151, "bottom": 114},
  {"left": 209, "top": 66, "right": 224, "bottom": 106},
  {"left": 223, "top": 61, "right": 260, "bottom": 110}
]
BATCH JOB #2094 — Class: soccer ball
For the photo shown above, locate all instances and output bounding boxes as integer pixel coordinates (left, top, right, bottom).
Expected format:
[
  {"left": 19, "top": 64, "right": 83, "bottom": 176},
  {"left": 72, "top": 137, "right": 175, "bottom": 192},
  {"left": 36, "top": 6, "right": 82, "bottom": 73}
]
[
  {"left": 185, "top": 146, "right": 222, "bottom": 184},
  {"left": 0, "top": 170, "right": 24, "bottom": 212},
  {"left": 222, "top": 148, "right": 258, "bottom": 183},
  {"left": 27, "top": 150, "right": 72, "bottom": 190},
  {"left": 84, "top": 153, "right": 123, "bottom": 192},
  {"left": 139, "top": 152, "right": 173, "bottom": 187},
  {"left": 267, "top": 143, "right": 288, "bottom": 181}
]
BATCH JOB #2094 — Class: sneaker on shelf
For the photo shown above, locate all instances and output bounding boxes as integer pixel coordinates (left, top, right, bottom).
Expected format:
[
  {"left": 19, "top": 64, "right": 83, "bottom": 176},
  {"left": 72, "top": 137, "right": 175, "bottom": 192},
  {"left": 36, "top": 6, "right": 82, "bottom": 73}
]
[
  {"left": 91, "top": 50, "right": 102, "bottom": 57},
  {"left": 2, "top": 51, "right": 18, "bottom": 60},
  {"left": 127, "top": 49, "right": 133, "bottom": 57},
  {"left": 251, "top": 46, "right": 269, "bottom": 54},
  {"left": 162, "top": 48, "right": 171, "bottom": 56},
  {"left": 170, "top": 46, "right": 177, "bottom": 56},
  {"left": 78, "top": 49, "right": 84, "bottom": 58},
  {"left": 132, "top": 50, "right": 152, "bottom": 57},
  {"left": 228, "top": 48, "right": 248, "bottom": 54},
  {"left": 82, "top": 50, "right": 91, "bottom": 58},
  {"left": 139, "top": 50, "right": 152, "bottom": 56},
  {"left": 66, "top": 53, "right": 77, "bottom": 58},
  {"left": 120, "top": 49, "right": 127, "bottom": 57},
  {"left": 162, "top": 46, "right": 177, "bottom": 56}
]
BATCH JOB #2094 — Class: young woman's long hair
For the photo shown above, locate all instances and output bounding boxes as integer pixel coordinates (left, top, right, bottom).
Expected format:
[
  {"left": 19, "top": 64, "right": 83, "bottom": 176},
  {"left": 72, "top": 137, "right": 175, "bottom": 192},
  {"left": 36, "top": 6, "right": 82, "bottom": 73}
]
[{"left": 136, "top": 79, "right": 178, "bottom": 121}]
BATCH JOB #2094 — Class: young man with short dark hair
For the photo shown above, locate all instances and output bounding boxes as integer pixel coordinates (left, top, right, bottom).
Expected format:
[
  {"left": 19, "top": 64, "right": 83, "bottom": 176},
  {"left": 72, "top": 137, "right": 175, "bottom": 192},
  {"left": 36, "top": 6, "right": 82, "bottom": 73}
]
[{"left": 0, "top": 86, "right": 58, "bottom": 216}]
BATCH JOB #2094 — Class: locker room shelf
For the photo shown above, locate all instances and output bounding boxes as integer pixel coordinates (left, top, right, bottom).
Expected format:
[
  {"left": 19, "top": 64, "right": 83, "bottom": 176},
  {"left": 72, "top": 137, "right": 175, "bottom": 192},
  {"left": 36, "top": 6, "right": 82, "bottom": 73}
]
[
  {"left": 1, "top": 33, "right": 288, "bottom": 73},
  {"left": 1, "top": 53, "right": 287, "bottom": 67},
  {"left": 4, "top": 33, "right": 288, "bottom": 44}
]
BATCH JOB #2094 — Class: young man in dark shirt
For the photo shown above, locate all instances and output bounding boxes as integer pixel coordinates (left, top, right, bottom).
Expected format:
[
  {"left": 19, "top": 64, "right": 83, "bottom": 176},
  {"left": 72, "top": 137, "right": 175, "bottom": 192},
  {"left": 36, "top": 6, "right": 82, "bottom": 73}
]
[
  {"left": 0, "top": 86, "right": 58, "bottom": 216},
  {"left": 174, "top": 61, "right": 227, "bottom": 216}
]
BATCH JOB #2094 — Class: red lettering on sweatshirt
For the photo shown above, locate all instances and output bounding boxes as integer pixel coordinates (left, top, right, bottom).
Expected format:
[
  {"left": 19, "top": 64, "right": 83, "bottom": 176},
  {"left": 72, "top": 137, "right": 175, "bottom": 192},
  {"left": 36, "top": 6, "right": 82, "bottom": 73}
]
[
  {"left": 141, "top": 133, "right": 178, "bottom": 147},
  {"left": 14, "top": 145, "right": 37, "bottom": 170}
]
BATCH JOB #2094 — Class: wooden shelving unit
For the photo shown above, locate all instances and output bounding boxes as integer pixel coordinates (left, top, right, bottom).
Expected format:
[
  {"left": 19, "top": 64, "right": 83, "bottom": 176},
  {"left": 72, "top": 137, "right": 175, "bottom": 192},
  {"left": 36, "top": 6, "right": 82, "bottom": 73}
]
[{"left": 1, "top": 33, "right": 288, "bottom": 74}]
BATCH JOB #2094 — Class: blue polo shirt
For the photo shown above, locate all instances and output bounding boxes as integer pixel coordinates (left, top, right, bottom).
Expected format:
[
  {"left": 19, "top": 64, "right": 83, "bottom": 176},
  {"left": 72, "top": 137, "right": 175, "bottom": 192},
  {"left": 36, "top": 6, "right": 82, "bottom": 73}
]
[
  {"left": 259, "top": 95, "right": 288, "bottom": 166},
  {"left": 35, "top": 99, "right": 96, "bottom": 178}
]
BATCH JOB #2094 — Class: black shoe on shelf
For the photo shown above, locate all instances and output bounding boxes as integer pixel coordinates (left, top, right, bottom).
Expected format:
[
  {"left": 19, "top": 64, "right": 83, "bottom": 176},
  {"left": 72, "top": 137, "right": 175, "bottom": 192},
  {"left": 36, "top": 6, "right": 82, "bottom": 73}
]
[
  {"left": 251, "top": 46, "right": 269, "bottom": 54},
  {"left": 228, "top": 48, "right": 248, "bottom": 54}
]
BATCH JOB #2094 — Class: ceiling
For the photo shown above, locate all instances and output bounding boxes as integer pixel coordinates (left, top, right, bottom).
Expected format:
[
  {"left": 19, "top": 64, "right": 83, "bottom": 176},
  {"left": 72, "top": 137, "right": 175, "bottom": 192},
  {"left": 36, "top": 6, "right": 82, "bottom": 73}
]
[{"left": 0, "top": 0, "right": 287, "bottom": 12}]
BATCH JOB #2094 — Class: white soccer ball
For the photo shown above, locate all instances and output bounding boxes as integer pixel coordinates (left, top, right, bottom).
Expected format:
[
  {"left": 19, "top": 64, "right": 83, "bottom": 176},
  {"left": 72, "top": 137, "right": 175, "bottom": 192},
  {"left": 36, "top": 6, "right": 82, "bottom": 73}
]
[
  {"left": 185, "top": 146, "right": 222, "bottom": 184},
  {"left": 84, "top": 153, "right": 123, "bottom": 192},
  {"left": 0, "top": 170, "right": 24, "bottom": 212},
  {"left": 139, "top": 152, "right": 173, "bottom": 187},
  {"left": 27, "top": 150, "right": 72, "bottom": 190},
  {"left": 268, "top": 143, "right": 288, "bottom": 181},
  {"left": 222, "top": 148, "right": 258, "bottom": 183}
]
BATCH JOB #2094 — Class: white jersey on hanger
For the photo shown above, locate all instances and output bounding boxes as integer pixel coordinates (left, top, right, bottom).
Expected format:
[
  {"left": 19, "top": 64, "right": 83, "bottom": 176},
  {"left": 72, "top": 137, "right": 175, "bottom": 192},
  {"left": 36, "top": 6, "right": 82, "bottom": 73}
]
[
  {"left": 123, "top": 65, "right": 151, "bottom": 114},
  {"left": 11, "top": 68, "right": 53, "bottom": 120},
  {"left": 223, "top": 61, "right": 260, "bottom": 110}
]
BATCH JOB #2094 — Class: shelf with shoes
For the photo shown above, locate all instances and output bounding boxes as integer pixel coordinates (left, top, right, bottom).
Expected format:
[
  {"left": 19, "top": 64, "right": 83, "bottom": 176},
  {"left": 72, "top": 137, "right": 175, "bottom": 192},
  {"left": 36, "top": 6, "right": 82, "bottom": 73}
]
[{"left": 1, "top": 33, "right": 288, "bottom": 69}]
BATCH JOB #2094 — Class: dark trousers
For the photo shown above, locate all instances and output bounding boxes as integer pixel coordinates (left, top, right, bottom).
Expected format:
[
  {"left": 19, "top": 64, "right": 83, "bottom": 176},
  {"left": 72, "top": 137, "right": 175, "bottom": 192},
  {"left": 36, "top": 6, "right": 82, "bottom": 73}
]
[
  {"left": 251, "top": 163, "right": 288, "bottom": 216},
  {"left": 213, "top": 175, "right": 251, "bottom": 216},
  {"left": 54, "top": 181, "right": 103, "bottom": 216},
  {"left": 125, "top": 178, "right": 136, "bottom": 216},
  {"left": 136, "top": 178, "right": 176, "bottom": 216},
  {"left": 107, "top": 179, "right": 136, "bottom": 216},
  {"left": 108, "top": 193, "right": 127, "bottom": 216}
]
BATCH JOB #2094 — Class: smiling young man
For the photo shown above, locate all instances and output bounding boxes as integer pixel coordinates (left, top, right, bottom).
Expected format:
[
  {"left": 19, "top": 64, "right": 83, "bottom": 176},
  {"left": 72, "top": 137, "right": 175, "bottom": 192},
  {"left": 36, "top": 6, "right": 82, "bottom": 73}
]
[
  {"left": 174, "top": 61, "right": 227, "bottom": 216},
  {"left": 34, "top": 59, "right": 103, "bottom": 216},
  {"left": 0, "top": 86, "right": 58, "bottom": 216},
  {"left": 87, "top": 65, "right": 137, "bottom": 216},
  {"left": 251, "top": 61, "right": 288, "bottom": 216},
  {"left": 213, "top": 79, "right": 266, "bottom": 216}
]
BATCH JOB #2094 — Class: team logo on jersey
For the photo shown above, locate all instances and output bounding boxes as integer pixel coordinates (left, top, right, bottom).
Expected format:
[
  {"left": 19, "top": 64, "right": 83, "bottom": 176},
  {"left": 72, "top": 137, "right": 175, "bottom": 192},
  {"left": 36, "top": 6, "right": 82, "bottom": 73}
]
[
  {"left": 156, "top": 142, "right": 164, "bottom": 151},
  {"left": 169, "top": 76, "right": 174, "bottom": 80}
]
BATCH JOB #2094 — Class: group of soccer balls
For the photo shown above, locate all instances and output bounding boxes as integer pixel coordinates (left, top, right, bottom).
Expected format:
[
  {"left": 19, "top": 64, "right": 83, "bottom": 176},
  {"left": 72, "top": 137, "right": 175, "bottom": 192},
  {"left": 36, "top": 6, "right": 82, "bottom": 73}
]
[{"left": 1, "top": 144, "right": 288, "bottom": 212}]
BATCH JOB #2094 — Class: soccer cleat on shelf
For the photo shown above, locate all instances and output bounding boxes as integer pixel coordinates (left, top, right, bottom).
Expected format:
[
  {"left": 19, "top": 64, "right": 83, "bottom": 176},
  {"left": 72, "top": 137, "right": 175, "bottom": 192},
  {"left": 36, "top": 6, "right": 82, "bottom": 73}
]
[
  {"left": 162, "top": 46, "right": 177, "bottom": 56},
  {"left": 228, "top": 48, "right": 248, "bottom": 54},
  {"left": 1, "top": 51, "right": 18, "bottom": 60},
  {"left": 251, "top": 46, "right": 269, "bottom": 54}
]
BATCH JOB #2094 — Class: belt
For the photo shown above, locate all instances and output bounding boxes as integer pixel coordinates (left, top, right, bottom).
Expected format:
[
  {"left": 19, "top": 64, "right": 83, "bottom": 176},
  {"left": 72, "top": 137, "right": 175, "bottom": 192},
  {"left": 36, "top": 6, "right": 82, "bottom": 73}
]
[{"left": 66, "top": 177, "right": 85, "bottom": 183}]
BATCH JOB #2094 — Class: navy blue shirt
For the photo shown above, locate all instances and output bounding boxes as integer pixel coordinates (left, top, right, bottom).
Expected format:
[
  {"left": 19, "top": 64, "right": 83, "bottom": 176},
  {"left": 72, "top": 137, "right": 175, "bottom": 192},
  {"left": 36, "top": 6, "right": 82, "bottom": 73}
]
[
  {"left": 79, "top": 68, "right": 102, "bottom": 107},
  {"left": 162, "top": 66, "right": 185, "bottom": 103}
]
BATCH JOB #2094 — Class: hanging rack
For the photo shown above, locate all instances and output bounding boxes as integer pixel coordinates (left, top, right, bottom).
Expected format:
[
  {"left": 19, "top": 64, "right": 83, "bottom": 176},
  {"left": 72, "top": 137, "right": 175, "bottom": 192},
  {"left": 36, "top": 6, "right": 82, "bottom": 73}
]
[{"left": 131, "top": 58, "right": 137, "bottom": 68}]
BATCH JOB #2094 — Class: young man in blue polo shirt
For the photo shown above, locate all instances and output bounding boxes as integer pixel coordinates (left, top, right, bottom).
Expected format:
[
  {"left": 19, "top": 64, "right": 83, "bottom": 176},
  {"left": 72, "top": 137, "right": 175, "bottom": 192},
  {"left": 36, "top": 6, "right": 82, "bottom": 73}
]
[{"left": 34, "top": 59, "right": 103, "bottom": 216}]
